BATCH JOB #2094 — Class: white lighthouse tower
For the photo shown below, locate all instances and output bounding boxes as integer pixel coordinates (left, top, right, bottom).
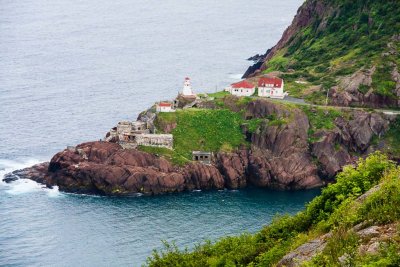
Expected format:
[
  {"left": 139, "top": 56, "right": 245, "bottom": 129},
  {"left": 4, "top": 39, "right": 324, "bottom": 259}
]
[{"left": 182, "top": 77, "right": 196, "bottom": 96}]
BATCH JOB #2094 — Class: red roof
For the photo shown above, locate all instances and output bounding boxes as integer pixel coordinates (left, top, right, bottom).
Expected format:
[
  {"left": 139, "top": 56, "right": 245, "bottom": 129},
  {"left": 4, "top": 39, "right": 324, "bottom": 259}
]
[
  {"left": 231, "top": 80, "right": 255, "bottom": 89},
  {"left": 158, "top": 102, "right": 172, "bottom": 107},
  {"left": 185, "top": 77, "right": 190, "bottom": 80},
  {"left": 258, "top": 77, "right": 283, "bottom": 88}
]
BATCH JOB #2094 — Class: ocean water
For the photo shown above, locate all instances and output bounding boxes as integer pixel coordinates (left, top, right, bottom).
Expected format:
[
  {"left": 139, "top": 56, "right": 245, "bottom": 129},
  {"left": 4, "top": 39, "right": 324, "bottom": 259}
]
[{"left": 0, "top": 0, "right": 314, "bottom": 265}]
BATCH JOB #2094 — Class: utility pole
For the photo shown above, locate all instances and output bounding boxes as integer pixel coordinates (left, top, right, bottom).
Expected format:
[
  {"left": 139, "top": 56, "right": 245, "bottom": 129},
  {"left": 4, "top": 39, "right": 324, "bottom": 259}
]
[{"left": 325, "top": 88, "right": 330, "bottom": 106}]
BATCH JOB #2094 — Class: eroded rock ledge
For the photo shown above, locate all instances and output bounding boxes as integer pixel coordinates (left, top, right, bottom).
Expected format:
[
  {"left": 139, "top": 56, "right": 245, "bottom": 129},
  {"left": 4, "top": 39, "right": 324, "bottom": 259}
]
[{"left": 5, "top": 99, "right": 393, "bottom": 196}]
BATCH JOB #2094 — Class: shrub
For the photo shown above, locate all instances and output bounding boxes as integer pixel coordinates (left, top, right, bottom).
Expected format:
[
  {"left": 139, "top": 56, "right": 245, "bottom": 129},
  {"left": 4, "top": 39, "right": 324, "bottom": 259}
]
[{"left": 145, "top": 153, "right": 397, "bottom": 266}]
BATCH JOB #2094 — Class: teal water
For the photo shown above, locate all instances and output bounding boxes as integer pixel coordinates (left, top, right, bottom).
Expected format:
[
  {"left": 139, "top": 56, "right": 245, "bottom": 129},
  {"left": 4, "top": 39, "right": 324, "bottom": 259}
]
[{"left": 0, "top": 177, "right": 319, "bottom": 266}]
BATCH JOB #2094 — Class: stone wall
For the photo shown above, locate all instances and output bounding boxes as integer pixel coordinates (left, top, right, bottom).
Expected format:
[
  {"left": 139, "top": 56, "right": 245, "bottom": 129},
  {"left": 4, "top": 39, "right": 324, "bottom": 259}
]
[{"left": 135, "top": 134, "right": 173, "bottom": 149}]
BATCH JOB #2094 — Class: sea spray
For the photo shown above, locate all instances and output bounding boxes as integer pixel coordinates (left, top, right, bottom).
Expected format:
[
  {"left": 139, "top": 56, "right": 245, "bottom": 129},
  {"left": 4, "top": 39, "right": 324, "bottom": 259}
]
[{"left": 0, "top": 158, "right": 60, "bottom": 197}]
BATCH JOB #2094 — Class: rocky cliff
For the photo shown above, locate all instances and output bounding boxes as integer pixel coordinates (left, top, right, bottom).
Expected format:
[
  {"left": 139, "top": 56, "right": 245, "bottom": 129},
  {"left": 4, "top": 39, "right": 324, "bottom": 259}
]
[
  {"left": 243, "top": 0, "right": 400, "bottom": 108},
  {"left": 6, "top": 98, "right": 395, "bottom": 196}
]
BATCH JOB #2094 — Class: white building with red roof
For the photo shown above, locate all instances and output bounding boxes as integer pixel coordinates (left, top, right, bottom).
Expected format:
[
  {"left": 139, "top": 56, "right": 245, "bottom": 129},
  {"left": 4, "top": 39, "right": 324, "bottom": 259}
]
[
  {"left": 156, "top": 102, "right": 175, "bottom": 112},
  {"left": 258, "top": 77, "right": 287, "bottom": 99},
  {"left": 225, "top": 80, "right": 256, "bottom": 97}
]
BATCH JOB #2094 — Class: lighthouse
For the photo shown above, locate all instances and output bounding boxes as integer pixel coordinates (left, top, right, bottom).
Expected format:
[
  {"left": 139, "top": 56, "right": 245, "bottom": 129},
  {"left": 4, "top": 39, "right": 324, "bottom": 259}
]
[{"left": 182, "top": 77, "right": 195, "bottom": 96}]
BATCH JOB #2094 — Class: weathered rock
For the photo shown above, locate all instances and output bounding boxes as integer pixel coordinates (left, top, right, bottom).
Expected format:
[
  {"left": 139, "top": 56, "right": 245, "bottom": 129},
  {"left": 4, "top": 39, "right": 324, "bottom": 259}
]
[
  {"left": 357, "top": 226, "right": 380, "bottom": 239},
  {"left": 2, "top": 173, "right": 19, "bottom": 183},
  {"left": 8, "top": 98, "right": 393, "bottom": 196},
  {"left": 246, "top": 100, "right": 322, "bottom": 189},
  {"left": 329, "top": 66, "right": 399, "bottom": 108},
  {"left": 337, "top": 112, "right": 389, "bottom": 152},
  {"left": 216, "top": 151, "right": 248, "bottom": 189},
  {"left": 277, "top": 233, "right": 331, "bottom": 267},
  {"left": 312, "top": 131, "right": 352, "bottom": 178},
  {"left": 182, "top": 163, "right": 225, "bottom": 191}
]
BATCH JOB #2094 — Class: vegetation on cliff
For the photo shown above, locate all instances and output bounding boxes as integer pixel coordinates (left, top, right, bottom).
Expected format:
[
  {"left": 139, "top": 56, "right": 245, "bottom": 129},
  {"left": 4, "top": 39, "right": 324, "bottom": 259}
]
[
  {"left": 146, "top": 152, "right": 400, "bottom": 266},
  {"left": 247, "top": 0, "right": 400, "bottom": 106},
  {"left": 381, "top": 116, "right": 400, "bottom": 158},
  {"left": 150, "top": 108, "right": 247, "bottom": 165}
]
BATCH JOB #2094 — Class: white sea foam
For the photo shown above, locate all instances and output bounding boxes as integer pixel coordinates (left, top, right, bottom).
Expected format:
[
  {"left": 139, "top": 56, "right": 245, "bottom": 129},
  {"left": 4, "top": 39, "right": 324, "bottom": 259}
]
[{"left": 0, "top": 158, "right": 61, "bottom": 197}]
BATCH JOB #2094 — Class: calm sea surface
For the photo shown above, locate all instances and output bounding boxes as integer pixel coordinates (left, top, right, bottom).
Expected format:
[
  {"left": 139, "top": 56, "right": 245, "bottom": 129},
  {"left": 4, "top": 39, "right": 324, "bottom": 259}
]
[{"left": 0, "top": 0, "right": 315, "bottom": 266}]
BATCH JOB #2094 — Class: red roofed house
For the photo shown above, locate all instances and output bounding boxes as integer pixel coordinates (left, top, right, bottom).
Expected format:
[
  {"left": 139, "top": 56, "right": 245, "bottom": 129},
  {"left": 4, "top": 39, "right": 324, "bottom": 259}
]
[
  {"left": 225, "top": 80, "right": 256, "bottom": 97},
  {"left": 258, "top": 77, "right": 287, "bottom": 99},
  {"left": 156, "top": 102, "right": 175, "bottom": 113}
]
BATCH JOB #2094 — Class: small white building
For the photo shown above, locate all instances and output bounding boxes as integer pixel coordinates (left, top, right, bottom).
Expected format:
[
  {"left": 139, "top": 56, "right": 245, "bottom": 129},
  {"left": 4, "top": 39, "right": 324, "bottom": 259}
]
[
  {"left": 182, "top": 77, "right": 196, "bottom": 97},
  {"left": 258, "top": 77, "right": 287, "bottom": 99},
  {"left": 225, "top": 80, "right": 255, "bottom": 96},
  {"left": 156, "top": 102, "right": 175, "bottom": 112}
]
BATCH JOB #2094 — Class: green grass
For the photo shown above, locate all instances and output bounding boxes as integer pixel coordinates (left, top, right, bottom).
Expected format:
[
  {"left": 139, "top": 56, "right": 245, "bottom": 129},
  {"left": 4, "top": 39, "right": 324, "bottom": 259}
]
[
  {"left": 301, "top": 106, "right": 344, "bottom": 137},
  {"left": 207, "top": 91, "right": 230, "bottom": 99},
  {"left": 246, "top": 118, "right": 264, "bottom": 133},
  {"left": 146, "top": 152, "right": 400, "bottom": 266},
  {"left": 358, "top": 84, "right": 370, "bottom": 94},
  {"left": 382, "top": 116, "right": 400, "bottom": 157},
  {"left": 284, "top": 81, "right": 309, "bottom": 98},
  {"left": 155, "top": 109, "right": 247, "bottom": 161},
  {"left": 137, "top": 146, "right": 190, "bottom": 166},
  {"left": 263, "top": 49, "right": 290, "bottom": 72},
  {"left": 372, "top": 62, "right": 397, "bottom": 97},
  {"left": 260, "top": 0, "right": 400, "bottom": 105},
  {"left": 154, "top": 112, "right": 177, "bottom": 133},
  {"left": 150, "top": 97, "right": 299, "bottom": 164}
]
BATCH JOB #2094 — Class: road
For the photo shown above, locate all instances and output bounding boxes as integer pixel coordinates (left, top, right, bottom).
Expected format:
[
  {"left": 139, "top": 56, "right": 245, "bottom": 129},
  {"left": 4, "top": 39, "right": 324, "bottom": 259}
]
[{"left": 270, "top": 96, "right": 400, "bottom": 116}]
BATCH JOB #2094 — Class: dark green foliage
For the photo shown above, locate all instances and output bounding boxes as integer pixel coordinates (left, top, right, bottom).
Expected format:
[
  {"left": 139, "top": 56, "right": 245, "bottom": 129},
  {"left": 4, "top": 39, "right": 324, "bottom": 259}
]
[
  {"left": 146, "top": 152, "right": 398, "bottom": 266},
  {"left": 312, "top": 228, "right": 360, "bottom": 266},
  {"left": 358, "top": 84, "right": 370, "bottom": 94},
  {"left": 264, "top": 0, "right": 400, "bottom": 104},
  {"left": 356, "top": 240, "right": 400, "bottom": 266},
  {"left": 382, "top": 116, "right": 400, "bottom": 157},
  {"left": 372, "top": 62, "right": 397, "bottom": 97},
  {"left": 305, "top": 153, "right": 394, "bottom": 224},
  {"left": 358, "top": 172, "right": 400, "bottom": 224},
  {"left": 301, "top": 106, "right": 344, "bottom": 137},
  {"left": 246, "top": 118, "right": 263, "bottom": 133}
]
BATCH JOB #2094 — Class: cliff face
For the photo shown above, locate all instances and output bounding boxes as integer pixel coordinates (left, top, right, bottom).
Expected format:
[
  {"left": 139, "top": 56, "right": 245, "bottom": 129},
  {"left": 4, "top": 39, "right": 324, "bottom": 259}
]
[
  {"left": 6, "top": 98, "right": 394, "bottom": 196},
  {"left": 243, "top": 0, "right": 333, "bottom": 78},
  {"left": 243, "top": 0, "right": 400, "bottom": 108}
]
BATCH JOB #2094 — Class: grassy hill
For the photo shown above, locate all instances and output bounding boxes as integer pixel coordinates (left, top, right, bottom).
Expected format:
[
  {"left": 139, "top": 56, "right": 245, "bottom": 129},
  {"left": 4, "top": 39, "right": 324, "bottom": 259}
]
[
  {"left": 145, "top": 152, "right": 400, "bottom": 266},
  {"left": 141, "top": 108, "right": 248, "bottom": 165},
  {"left": 246, "top": 0, "right": 400, "bottom": 106}
]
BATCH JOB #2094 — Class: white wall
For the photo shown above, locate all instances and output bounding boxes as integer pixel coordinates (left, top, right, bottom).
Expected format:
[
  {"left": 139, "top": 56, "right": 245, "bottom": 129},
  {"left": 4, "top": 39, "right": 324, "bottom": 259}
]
[
  {"left": 156, "top": 106, "right": 175, "bottom": 112},
  {"left": 229, "top": 87, "right": 255, "bottom": 97},
  {"left": 258, "top": 81, "right": 286, "bottom": 99}
]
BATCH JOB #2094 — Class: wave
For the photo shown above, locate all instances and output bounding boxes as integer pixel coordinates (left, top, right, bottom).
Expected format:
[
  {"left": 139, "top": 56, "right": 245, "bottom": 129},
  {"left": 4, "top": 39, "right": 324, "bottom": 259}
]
[{"left": 0, "top": 158, "right": 61, "bottom": 197}]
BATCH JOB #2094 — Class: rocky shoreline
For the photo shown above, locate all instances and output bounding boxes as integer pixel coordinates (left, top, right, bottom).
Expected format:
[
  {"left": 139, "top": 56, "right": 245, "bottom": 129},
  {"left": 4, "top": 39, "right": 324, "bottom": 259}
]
[{"left": 4, "top": 98, "right": 395, "bottom": 196}]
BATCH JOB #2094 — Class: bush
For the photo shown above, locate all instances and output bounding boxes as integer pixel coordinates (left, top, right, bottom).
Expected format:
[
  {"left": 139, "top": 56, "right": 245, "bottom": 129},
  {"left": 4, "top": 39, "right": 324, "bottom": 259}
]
[
  {"left": 145, "top": 153, "right": 397, "bottom": 266},
  {"left": 358, "top": 168, "right": 400, "bottom": 224}
]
